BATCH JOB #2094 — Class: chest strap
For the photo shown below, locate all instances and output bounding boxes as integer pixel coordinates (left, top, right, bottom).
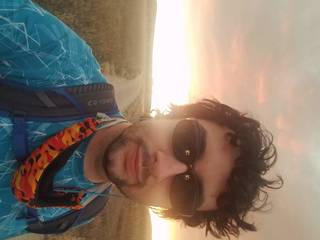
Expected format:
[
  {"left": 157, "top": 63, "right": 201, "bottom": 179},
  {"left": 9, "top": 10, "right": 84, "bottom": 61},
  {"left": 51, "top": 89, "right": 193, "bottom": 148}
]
[{"left": 12, "top": 117, "right": 102, "bottom": 210}]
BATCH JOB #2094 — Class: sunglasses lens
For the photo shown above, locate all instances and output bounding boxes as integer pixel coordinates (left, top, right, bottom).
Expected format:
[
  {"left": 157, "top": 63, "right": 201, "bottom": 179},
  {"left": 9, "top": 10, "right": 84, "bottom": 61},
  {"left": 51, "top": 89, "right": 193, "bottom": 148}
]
[
  {"left": 172, "top": 120, "right": 201, "bottom": 164},
  {"left": 171, "top": 119, "right": 204, "bottom": 215},
  {"left": 170, "top": 174, "right": 200, "bottom": 215}
]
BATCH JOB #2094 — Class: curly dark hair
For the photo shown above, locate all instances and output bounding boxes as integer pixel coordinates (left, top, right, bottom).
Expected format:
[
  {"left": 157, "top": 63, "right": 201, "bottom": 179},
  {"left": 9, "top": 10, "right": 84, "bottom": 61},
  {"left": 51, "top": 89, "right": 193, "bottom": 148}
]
[{"left": 152, "top": 99, "right": 283, "bottom": 239}]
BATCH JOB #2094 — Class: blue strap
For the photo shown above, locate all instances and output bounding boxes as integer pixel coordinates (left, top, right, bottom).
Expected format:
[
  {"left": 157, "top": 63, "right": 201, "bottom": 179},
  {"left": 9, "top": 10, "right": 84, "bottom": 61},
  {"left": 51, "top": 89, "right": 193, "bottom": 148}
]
[
  {"left": 25, "top": 208, "right": 38, "bottom": 224},
  {"left": 12, "top": 113, "right": 39, "bottom": 222},
  {"left": 12, "top": 113, "right": 28, "bottom": 161},
  {"left": 16, "top": 207, "right": 38, "bottom": 222},
  {"left": 53, "top": 88, "right": 86, "bottom": 114}
]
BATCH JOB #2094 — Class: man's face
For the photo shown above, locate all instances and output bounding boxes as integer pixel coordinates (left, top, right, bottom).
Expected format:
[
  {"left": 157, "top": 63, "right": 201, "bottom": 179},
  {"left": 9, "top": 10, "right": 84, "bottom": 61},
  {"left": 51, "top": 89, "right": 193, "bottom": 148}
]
[{"left": 104, "top": 118, "right": 239, "bottom": 211}]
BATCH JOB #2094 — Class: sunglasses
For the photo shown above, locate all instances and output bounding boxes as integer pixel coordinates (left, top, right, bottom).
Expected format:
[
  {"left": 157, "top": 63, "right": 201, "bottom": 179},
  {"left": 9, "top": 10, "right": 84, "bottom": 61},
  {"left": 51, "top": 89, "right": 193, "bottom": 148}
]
[{"left": 170, "top": 119, "right": 206, "bottom": 216}]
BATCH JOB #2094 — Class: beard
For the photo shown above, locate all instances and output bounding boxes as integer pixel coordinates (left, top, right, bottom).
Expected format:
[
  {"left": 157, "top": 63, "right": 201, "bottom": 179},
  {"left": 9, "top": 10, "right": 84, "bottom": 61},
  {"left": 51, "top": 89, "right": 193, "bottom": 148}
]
[{"left": 102, "top": 122, "right": 148, "bottom": 190}]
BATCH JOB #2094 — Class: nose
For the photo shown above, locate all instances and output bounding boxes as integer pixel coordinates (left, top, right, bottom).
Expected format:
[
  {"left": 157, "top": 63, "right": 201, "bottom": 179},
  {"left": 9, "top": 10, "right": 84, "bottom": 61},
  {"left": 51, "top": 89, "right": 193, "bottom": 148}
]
[{"left": 151, "top": 150, "right": 188, "bottom": 181}]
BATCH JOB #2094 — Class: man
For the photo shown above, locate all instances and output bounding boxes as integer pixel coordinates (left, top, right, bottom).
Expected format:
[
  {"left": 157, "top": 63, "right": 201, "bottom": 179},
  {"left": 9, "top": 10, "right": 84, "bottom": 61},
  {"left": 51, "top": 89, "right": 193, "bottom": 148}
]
[
  {"left": 96, "top": 100, "right": 283, "bottom": 239},
  {"left": 0, "top": 0, "right": 282, "bottom": 239}
]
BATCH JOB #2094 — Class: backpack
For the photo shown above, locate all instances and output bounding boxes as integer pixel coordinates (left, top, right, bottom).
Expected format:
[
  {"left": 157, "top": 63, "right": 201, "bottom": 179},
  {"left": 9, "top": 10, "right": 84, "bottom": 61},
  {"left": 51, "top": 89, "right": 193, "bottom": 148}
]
[{"left": 0, "top": 80, "right": 120, "bottom": 234}]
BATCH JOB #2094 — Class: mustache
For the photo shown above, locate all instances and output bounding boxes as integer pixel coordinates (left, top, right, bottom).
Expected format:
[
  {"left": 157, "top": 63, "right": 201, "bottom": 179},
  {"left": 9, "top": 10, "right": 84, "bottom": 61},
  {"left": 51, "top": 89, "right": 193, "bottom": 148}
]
[
  {"left": 103, "top": 126, "right": 152, "bottom": 188},
  {"left": 128, "top": 138, "right": 151, "bottom": 188}
]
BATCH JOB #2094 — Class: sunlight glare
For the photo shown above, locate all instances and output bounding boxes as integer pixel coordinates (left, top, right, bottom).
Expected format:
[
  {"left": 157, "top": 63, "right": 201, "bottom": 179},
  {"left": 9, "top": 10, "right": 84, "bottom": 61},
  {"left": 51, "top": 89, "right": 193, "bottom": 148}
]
[
  {"left": 151, "top": 0, "right": 191, "bottom": 114},
  {"left": 150, "top": 210, "right": 174, "bottom": 240}
]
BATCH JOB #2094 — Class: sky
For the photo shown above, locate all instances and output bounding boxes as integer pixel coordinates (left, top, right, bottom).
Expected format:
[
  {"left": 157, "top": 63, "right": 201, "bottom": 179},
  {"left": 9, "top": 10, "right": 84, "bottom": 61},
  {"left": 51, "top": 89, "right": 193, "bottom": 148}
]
[{"left": 151, "top": 0, "right": 320, "bottom": 240}]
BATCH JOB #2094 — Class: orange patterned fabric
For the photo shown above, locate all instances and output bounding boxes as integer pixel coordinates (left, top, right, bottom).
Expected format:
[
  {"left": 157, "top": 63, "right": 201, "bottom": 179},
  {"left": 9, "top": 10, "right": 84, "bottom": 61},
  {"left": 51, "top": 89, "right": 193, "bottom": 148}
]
[{"left": 12, "top": 117, "right": 101, "bottom": 210}]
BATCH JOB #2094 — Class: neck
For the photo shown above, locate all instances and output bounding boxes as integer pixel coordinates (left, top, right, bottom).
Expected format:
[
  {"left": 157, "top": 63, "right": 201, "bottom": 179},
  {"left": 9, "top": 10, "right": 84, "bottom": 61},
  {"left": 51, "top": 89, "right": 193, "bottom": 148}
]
[{"left": 84, "top": 121, "right": 131, "bottom": 183}]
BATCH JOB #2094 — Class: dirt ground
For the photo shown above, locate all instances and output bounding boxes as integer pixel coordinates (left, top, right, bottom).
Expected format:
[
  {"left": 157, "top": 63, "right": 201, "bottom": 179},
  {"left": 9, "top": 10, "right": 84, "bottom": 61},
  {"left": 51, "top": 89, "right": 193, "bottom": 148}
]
[{"left": 12, "top": 0, "right": 156, "bottom": 240}]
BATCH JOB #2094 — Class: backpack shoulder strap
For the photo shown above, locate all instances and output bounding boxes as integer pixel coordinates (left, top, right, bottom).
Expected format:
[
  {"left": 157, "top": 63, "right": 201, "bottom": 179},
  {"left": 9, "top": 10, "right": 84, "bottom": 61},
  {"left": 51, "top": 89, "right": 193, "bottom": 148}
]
[
  {"left": 0, "top": 81, "right": 120, "bottom": 118},
  {"left": 0, "top": 81, "right": 121, "bottom": 161}
]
